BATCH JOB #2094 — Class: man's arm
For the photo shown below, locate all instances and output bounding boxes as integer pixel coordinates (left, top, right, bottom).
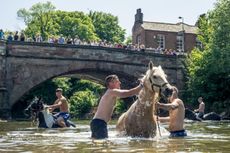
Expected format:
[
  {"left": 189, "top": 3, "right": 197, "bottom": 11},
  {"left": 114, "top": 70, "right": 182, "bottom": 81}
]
[
  {"left": 157, "top": 101, "right": 179, "bottom": 111},
  {"left": 111, "top": 83, "right": 143, "bottom": 98},
  {"left": 49, "top": 100, "right": 62, "bottom": 110},
  {"left": 153, "top": 115, "right": 170, "bottom": 123}
]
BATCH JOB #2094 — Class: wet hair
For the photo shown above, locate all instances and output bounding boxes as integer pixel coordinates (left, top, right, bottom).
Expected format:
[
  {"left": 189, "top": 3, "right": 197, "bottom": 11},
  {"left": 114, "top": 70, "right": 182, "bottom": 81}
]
[
  {"left": 56, "top": 88, "right": 63, "bottom": 92},
  {"left": 105, "top": 75, "right": 118, "bottom": 87}
]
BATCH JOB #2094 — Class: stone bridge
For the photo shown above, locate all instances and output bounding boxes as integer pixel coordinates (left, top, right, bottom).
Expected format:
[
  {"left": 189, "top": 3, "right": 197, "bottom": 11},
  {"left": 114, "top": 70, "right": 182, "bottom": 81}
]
[{"left": 0, "top": 40, "right": 186, "bottom": 119}]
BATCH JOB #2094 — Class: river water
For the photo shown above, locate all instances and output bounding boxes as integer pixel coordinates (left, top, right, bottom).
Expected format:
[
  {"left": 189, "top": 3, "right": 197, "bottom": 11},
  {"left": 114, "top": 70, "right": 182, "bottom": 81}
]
[{"left": 0, "top": 120, "right": 229, "bottom": 153}]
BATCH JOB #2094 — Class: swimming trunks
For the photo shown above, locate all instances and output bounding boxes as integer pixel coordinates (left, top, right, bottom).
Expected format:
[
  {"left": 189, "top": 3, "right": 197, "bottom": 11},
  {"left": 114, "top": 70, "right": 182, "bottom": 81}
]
[
  {"left": 170, "top": 129, "right": 187, "bottom": 137},
  {"left": 196, "top": 112, "right": 204, "bottom": 119},
  {"left": 54, "top": 112, "right": 70, "bottom": 121},
  {"left": 90, "top": 118, "right": 108, "bottom": 139}
]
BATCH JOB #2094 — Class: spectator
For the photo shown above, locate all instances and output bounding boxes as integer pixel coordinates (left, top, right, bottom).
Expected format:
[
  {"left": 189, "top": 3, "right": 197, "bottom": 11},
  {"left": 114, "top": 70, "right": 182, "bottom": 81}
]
[
  {"left": 48, "top": 36, "right": 54, "bottom": 43},
  {"left": 14, "top": 31, "right": 19, "bottom": 41},
  {"left": 140, "top": 44, "right": 145, "bottom": 52},
  {"left": 0, "top": 29, "right": 4, "bottom": 39},
  {"left": 36, "top": 34, "right": 43, "bottom": 42},
  {"left": 7, "top": 32, "right": 13, "bottom": 41},
  {"left": 58, "top": 35, "right": 65, "bottom": 44},
  {"left": 20, "top": 31, "right": 25, "bottom": 41},
  {"left": 66, "top": 38, "right": 72, "bottom": 44}
]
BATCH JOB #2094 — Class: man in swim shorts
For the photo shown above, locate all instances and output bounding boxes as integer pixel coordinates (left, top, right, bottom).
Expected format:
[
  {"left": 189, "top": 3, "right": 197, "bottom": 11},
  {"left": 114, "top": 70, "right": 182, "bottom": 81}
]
[
  {"left": 194, "top": 96, "right": 205, "bottom": 119},
  {"left": 90, "top": 74, "right": 143, "bottom": 139},
  {"left": 48, "top": 88, "right": 70, "bottom": 127},
  {"left": 156, "top": 86, "right": 187, "bottom": 137}
]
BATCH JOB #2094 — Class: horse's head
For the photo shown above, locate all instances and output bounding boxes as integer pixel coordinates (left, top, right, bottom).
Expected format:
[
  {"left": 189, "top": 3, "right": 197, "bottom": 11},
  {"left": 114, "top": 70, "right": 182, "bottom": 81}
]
[
  {"left": 24, "top": 97, "right": 44, "bottom": 118},
  {"left": 143, "top": 61, "right": 173, "bottom": 99}
]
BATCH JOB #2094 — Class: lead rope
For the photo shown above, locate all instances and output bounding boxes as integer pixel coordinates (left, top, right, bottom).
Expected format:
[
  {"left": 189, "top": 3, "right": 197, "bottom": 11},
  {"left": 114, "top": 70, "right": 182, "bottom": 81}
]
[{"left": 156, "top": 90, "right": 161, "bottom": 137}]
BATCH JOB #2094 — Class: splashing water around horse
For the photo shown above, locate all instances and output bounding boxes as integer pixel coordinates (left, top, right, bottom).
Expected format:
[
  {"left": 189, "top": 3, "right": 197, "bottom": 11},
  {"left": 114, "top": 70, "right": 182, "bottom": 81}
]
[{"left": 116, "top": 61, "right": 173, "bottom": 138}]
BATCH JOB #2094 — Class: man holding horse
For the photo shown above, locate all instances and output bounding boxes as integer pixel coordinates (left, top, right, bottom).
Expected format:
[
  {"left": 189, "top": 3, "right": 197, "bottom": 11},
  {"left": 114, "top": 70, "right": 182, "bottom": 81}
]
[
  {"left": 48, "top": 88, "right": 70, "bottom": 127},
  {"left": 90, "top": 74, "right": 143, "bottom": 139},
  {"left": 156, "top": 86, "right": 187, "bottom": 137}
]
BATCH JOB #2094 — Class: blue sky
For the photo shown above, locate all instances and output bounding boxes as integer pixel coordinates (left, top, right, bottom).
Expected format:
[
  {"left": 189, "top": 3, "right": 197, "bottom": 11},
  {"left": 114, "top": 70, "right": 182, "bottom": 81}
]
[{"left": 1, "top": 0, "right": 217, "bottom": 37}]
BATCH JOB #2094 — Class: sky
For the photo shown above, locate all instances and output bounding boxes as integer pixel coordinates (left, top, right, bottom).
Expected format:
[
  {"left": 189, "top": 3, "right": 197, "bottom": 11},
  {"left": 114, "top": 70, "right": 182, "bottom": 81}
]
[{"left": 1, "top": 0, "right": 217, "bottom": 37}]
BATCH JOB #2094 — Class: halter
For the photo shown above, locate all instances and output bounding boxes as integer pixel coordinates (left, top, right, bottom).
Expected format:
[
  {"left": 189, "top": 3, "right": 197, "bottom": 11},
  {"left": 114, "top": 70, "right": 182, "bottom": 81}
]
[{"left": 149, "top": 77, "right": 168, "bottom": 92}]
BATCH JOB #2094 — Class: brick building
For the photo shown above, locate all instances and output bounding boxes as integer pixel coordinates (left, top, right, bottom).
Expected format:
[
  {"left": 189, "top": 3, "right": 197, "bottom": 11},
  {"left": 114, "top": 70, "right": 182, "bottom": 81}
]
[{"left": 132, "top": 9, "right": 201, "bottom": 53}]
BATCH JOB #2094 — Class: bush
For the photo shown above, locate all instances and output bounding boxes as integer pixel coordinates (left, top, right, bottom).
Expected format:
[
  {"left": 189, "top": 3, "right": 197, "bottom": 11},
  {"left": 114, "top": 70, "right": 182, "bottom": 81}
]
[
  {"left": 69, "top": 90, "right": 97, "bottom": 118},
  {"left": 114, "top": 99, "right": 126, "bottom": 117}
]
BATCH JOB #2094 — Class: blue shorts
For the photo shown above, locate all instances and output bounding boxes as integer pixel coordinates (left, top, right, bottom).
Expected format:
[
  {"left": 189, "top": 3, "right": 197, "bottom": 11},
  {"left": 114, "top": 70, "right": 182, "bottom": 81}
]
[
  {"left": 170, "top": 129, "right": 187, "bottom": 137},
  {"left": 55, "top": 112, "right": 70, "bottom": 121}
]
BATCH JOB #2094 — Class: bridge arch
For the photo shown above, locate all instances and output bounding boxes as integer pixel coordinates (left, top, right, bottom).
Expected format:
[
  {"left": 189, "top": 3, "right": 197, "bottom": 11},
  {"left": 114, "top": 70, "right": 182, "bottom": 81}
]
[{"left": 0, "top": 41, "right": 185, "bottom": 118}]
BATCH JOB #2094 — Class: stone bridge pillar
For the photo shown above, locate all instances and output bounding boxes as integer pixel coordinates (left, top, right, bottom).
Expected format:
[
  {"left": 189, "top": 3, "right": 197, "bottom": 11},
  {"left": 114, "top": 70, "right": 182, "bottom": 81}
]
[{"left": 0, "top": 41, "right": 10, "bottom": 119}]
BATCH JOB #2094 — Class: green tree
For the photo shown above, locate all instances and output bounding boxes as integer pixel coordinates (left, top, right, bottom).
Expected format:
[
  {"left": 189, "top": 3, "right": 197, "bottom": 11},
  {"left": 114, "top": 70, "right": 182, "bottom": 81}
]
[
  {"left": 88, "top": 11, "right": 126, "bottom": 43},
  {"left": 124, "top": 35, "right": 132, "bottom": 45},
  {"left": 17, "top": 1, "right": 56, "bottom": 40},
  {"left": 69, "top": 90, "right": 97, "bottom": 118},
  {"left": 185, "top": 0, "right": 230, "bottom": 113},
  {"left": 53, "top": 11, "right": 98, "bottom": 41}
]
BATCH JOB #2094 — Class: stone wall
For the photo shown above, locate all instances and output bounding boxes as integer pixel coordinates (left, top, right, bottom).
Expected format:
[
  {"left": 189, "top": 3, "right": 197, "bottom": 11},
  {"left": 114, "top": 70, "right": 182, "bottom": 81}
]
[
  {"left": 0, "top": 41, "right": 186, "bottom": 118},
  {"left": 0, "top": 40, "right": 10, "bottom": 119}
]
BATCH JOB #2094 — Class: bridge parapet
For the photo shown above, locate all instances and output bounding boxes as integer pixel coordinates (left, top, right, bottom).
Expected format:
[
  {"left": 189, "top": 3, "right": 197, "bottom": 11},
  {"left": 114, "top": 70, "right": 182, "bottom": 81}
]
[
  {"left": 6, "top": 41, "right": 184, "bottom": 68},
  {"left": 0, "top": 41, "right": 186, "bottom": 119}
]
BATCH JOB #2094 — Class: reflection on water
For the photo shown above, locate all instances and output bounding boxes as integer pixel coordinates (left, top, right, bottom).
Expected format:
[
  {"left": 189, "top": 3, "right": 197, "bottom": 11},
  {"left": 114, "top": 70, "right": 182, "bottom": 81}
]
[{"left": 0, "top": 120, "right": 230, "bottom": 153}]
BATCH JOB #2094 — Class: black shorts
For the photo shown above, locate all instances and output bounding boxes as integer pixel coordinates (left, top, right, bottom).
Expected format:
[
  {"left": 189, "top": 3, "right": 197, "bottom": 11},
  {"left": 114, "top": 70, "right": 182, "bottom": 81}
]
[
  {"left": 90, "top": 118, "right": 108, "bottom": 139},
  {"left": 170, "top": 129, "right": 187, "bottom": 137}
]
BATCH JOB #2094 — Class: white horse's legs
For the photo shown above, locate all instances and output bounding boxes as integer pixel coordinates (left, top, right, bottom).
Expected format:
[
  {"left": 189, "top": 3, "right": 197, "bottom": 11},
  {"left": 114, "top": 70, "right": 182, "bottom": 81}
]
[{"left": 116, "top": 112, "right": 127, "bottom": 132}]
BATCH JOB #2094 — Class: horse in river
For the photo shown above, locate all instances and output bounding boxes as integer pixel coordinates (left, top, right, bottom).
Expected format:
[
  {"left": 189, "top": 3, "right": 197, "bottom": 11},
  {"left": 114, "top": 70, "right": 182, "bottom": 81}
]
[
  {"left": 116, "top": 61, "right": 173, "bottom": 138},
  {"left": 24, "top": 97, "right": 76, "bottom": 128}
]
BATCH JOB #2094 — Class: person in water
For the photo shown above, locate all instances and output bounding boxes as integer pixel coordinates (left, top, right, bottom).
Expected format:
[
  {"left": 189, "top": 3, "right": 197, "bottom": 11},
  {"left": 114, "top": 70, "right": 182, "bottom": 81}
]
[
  {"left": 156, "top": 86, "right": 187, "bottom": 137},
  {"left": 90, "top": 74, "right": 143, "bottom": 139},
  {"left": 194, "top": 96, "right": 205, "bottom": 119},
  {"left": 48, "top": 88, "right": 70, "bottom": 127}
]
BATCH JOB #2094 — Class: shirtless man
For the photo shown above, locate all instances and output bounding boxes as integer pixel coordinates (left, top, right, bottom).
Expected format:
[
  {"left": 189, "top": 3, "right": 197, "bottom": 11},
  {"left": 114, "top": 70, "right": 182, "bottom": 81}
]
[
  {"left": 48, "top": 88, "right": 70, "bottom": 127},
  {"left": 156, "top": 86, "right": 187, "bottom": 137},
  {"left": 194, "top": 97, "right": 205, "bottom": 119},
  {"left": 90, "top": 74, "right": 143, "bottom": 139}
]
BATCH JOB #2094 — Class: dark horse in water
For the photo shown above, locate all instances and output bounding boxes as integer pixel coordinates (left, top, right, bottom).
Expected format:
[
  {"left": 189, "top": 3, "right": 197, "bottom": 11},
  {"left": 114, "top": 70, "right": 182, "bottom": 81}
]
[{"left": 24, "top": 97, "right": 76, "bottom": 128}]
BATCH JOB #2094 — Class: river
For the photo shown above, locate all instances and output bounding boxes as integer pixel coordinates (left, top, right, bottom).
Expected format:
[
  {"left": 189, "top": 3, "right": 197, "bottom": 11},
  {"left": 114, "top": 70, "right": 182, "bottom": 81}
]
[{"left": 0, "top": 120, "right": 229, "bottom": 153}]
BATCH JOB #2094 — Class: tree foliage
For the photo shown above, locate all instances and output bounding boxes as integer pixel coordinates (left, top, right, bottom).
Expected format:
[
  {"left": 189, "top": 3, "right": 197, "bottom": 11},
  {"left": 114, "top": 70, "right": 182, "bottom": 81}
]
[
  {"left": 69, "top": 90, "right": 96, "bottom": 118},
  {"left": 17, "top": 2, "right": 126, "bottom": 43},
  {"left": 17, "top": 1, "right": 56, "bottom": 40},
  {"left": 185, "top": 0, "right": 230, "bottom": 113},
  {"left": 89, "top": 11, "right": 126, "bottom": 43},
  {"left": 51, "top": 11, "right": 98, "bottom": 41}
]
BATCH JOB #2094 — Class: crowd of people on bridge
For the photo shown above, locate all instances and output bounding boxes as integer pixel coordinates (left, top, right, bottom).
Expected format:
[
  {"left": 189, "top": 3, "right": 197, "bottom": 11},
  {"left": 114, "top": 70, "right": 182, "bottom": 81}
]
[{"left": 0, "top": 29, "right": 185, "bottom": 56}]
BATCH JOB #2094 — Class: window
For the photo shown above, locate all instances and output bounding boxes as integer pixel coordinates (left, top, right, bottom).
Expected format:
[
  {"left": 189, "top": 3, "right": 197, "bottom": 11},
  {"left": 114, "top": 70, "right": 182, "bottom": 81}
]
[
  {"left": 157, "top": 34, "right": 165, "bottom": 49},
  {"left": 177, "top": 35, "right": 184, "bottom": 52},
  {"left": 196, "top": 37, "right": 202, "bottom": 49}
]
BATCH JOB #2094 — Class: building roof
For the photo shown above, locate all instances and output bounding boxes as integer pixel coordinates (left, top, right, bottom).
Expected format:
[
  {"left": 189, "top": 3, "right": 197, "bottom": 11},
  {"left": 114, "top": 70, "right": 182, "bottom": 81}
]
[{"left": 141, "top": 21, "right": 198, "bottom": 34}]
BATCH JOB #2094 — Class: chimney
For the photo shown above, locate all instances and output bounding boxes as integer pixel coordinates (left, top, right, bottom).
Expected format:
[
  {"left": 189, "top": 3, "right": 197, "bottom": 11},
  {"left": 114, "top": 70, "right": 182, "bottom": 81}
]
[{"left": 135, "top": 8, "right": 143, "bottom": 24}]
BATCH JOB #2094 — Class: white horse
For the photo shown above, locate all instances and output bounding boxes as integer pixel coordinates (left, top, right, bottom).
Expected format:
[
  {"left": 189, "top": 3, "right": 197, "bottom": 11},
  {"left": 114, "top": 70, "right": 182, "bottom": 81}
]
[
  {"left": 25, "top": 97, "right": 75, "bottom": 128},
  {"left": 116, "top": 61, "right": 173, "bottom": 137}
]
